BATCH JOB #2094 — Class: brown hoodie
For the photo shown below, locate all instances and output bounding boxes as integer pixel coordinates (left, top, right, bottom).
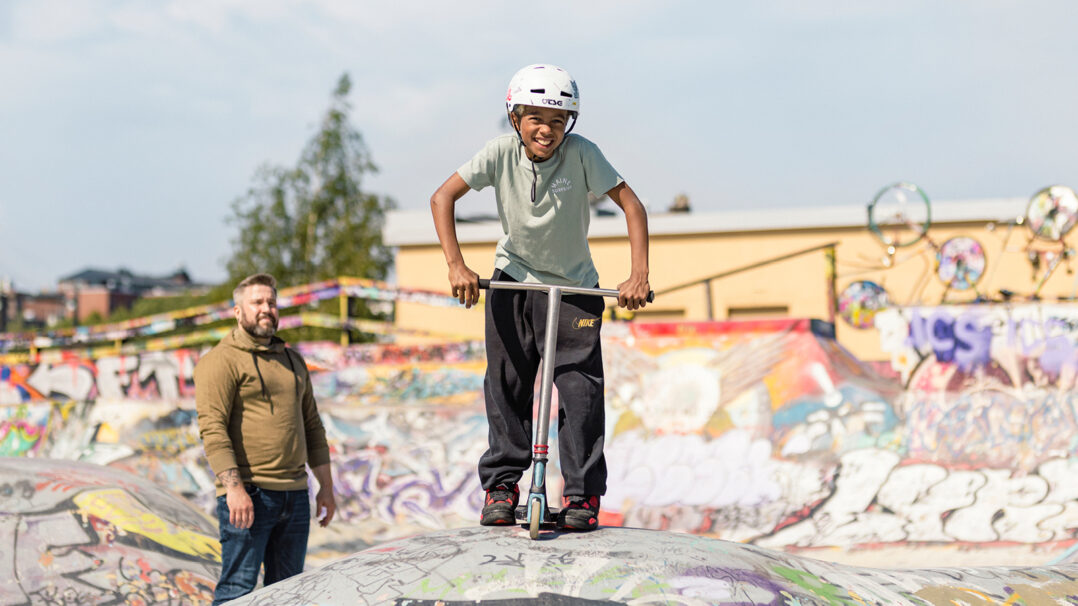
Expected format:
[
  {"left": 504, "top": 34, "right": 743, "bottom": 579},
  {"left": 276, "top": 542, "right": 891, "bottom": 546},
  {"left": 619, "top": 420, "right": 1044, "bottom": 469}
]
[{"left": 194, "top": 327, "right": 330, "bottom": 496}]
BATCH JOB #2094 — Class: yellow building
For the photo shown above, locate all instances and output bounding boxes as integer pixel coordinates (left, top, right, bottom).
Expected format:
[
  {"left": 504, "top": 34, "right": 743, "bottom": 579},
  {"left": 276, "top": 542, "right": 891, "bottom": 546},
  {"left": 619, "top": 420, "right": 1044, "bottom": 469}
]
[{"left": 385, "top": 194, "right": 1078, "bottom": 361}]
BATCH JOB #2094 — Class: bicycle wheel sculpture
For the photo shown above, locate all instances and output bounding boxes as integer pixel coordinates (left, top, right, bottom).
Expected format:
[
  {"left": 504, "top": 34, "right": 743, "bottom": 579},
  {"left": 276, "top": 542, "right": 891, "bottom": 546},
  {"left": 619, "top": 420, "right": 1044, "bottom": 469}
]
[
  {"left": 936, "top": 236, "right": 986, "bottom": 291},
  {"left": 1026, "top": 185, "right": 1078, "bottom": 241},
  {"left": 838, "top": 280, "right": 890, "bottom": 329},
  {"left": 867, "top": 182, "right": 932, "bottom": 248}
]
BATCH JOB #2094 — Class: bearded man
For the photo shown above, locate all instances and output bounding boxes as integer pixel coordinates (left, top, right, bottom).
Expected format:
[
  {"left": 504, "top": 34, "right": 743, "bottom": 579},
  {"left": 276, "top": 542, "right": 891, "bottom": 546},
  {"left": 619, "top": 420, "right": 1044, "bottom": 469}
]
[{"left": 194, "top": 273, "right": 336, "bottom": 604}]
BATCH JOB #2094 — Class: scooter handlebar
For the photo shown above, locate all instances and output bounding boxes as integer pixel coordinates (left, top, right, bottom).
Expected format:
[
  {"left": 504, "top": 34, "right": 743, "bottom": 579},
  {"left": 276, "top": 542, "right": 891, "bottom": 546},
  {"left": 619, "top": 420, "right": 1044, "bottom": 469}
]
[{"left": 477, "top": 279, "right": 654, "bottom": 303}]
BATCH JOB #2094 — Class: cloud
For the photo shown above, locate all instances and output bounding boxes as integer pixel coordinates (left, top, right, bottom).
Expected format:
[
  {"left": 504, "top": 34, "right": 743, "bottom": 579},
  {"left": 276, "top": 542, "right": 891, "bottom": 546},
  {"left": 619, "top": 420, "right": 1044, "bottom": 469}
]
[{"left": 9, "top": 0, "right": 109, "bottom": 44}]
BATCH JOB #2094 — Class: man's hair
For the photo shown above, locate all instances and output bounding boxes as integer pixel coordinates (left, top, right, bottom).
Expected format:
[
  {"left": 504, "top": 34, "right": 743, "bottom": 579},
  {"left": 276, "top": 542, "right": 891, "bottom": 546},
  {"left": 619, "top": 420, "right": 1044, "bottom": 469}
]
[{"left": 233, "top": 273, "right": 277, "bottom": 303}]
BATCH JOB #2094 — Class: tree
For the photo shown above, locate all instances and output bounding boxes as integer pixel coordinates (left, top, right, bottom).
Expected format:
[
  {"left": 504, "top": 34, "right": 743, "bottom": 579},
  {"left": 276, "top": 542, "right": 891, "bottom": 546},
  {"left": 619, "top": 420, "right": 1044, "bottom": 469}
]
[{"left": 225, "top": 74, "right": 396, "bottom": 290}]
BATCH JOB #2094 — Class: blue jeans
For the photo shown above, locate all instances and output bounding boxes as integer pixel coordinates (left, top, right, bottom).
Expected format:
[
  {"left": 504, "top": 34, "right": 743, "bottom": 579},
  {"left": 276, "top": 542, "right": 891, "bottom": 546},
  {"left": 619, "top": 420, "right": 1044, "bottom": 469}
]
[{"left": 213, "top": 485, "right": 310, "bottom": 605}]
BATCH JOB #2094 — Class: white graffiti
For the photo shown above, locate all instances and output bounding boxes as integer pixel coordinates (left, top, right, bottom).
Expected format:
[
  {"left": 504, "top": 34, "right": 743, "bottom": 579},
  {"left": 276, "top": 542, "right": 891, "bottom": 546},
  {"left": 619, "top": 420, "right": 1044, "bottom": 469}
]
[
  {"left": 2, "top": 349, "right": 201, "bottom": 404},
  {"left": 759, "top": 449, "right": 1078, "bottom": 549},
  {"left": 633, "top": 350, "right": 722, "bottom": 433},
  {"left": 607, "top": 430, "right": 781, "bottom": 511},
  {"left": 25, "top": 362, "right": 95, "bottom": 402}
]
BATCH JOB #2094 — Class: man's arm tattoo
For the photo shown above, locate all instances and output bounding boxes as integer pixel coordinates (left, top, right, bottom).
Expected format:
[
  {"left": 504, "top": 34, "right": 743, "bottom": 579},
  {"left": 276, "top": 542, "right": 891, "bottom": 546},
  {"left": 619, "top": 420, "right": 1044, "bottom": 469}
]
[{"left": 218, "top": 468, "right": 242, "bottom": 488}]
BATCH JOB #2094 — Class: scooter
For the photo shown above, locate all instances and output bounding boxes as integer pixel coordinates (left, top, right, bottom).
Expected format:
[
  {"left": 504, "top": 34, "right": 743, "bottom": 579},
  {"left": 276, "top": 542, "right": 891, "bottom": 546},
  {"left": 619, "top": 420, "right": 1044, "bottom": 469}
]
[{"left": 478, "top": 279, "right": 654, "bottom": 539}]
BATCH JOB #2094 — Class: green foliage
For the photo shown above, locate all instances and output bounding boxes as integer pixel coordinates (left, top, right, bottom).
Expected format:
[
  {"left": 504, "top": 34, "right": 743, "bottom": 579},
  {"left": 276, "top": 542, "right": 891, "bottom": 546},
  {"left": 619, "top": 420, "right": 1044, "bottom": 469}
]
[
  {"left": 105, "top": 291, "right": 221, "bottom": 323},
  {"left": 225, "top": 73, "right": 396, "bottom": 292}
]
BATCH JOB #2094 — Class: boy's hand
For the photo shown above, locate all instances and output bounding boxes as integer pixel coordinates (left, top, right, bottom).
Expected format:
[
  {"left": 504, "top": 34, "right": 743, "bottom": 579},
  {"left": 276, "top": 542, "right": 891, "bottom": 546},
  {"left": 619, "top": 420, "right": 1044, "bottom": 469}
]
[
  {"left": 449, "top": 264, "right": 481, "bottom": 308},
  {"left": 617, "top": 274, "right": 650, "bottom": 311}
]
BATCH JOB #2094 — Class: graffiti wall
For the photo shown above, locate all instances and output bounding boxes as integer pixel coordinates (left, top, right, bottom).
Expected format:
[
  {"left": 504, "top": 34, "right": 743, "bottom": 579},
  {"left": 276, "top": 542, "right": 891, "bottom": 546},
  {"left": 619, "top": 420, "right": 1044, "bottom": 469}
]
[
  {"left": 0, "top": 349, "right": 199, "bottom": 403},
  {"left": 3, "top": 315, "right": 1078, "bottom": 563},
  {"left": 876, "top": 304, "right": 1078, "bottom": 471},
  {"left": 600, "top": 320, "right": 906, "bottom": 547}
]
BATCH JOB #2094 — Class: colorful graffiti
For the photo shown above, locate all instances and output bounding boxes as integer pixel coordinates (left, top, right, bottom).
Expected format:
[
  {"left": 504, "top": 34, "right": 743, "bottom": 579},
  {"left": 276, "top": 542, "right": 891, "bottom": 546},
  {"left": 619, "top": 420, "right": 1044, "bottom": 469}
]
[
  {"left": 0, "top": 457, "right": 218, "bottom": 605},
  {"left": 4, "top": 316, "right": 1078, "bottom": 566},
  {"left": 0, "top": 349, "right": 201, "bottom": 403},
  {"left": 876, "top": 303, "right": 1078, "bottom": 472}
]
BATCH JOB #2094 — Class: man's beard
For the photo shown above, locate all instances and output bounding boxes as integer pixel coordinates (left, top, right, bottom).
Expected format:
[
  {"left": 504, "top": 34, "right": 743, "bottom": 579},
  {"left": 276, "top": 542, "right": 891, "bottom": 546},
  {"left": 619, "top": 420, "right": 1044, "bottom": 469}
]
[{"left": 240, "top": 310, "right": 278, "bottom": 338}]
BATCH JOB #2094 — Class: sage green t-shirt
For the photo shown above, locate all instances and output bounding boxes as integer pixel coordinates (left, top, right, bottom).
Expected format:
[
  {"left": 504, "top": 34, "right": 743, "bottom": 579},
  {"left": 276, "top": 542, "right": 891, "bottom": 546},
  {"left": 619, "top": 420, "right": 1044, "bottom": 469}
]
[{"left": 457, "top": 133, "right": 623, "bottom": 287}]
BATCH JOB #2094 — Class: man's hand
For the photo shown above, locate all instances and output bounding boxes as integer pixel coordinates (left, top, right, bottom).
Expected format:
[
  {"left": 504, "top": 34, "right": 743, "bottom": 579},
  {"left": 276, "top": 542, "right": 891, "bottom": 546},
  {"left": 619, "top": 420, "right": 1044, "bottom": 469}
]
[
  {"left": 311, "top": 463, "right": 336, "bottom": 528},
  {"left": 220, "top": 469, "right": 254, "bottom": 529},
  {"left": 448, "top": 263, "right": 480, "bottom": 309},
  {"left": 315, "top": 485, "right": 337, "bottom": 528},
  {"left": 617, "top": 273, "right": 651, "bottom": 311},
  {"left": 226, "top": 487, "right": 254, "bottom": 528}
]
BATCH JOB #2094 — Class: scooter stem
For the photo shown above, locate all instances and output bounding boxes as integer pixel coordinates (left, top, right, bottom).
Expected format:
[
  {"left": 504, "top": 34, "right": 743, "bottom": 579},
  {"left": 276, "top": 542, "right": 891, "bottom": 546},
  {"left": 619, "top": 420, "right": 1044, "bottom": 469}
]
[{"left": 535, "top": 286, "right": 561, "bottom": 461}]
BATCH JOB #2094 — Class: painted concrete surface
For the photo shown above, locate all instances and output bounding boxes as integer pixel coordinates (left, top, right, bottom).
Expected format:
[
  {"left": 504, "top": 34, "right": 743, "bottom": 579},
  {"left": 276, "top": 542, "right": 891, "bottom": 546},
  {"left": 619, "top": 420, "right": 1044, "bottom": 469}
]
[
  {"left": 5, "top": 317, "right": 1078, "bottom": 567},
  {"left": 5, "top": 310, "right": 1078, "bottom": 603},
  {"left": 0, "top": 456, "right": 219, "bottom": 605},
  {"left": 232, "top": 525, "right": 1078, "bottom": 606}
]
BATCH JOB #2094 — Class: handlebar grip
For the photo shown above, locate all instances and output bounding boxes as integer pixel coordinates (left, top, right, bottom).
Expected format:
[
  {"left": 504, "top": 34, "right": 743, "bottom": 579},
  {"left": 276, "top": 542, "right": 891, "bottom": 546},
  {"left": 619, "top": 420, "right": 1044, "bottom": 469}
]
[{"left": 647, "top": 290, "right": 655, "bottom": 303}]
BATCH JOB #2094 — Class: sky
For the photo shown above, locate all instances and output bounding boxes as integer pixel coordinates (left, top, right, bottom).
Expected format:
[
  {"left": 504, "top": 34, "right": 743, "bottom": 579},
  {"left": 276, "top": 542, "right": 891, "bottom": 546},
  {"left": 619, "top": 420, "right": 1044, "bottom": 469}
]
[{"left": 2, "top": 0, "right": 1077, "bottom": 291}]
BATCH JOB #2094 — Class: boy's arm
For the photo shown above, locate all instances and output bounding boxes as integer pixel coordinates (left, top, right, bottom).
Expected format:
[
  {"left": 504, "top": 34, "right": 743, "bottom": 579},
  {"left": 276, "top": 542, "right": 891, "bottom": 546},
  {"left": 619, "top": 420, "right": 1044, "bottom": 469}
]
[
  {"left": 606, "top": 182, "right": 650, "bottom": 310},
  {"left": 431, "top": 173, "right": 481, "bottom": 308}
]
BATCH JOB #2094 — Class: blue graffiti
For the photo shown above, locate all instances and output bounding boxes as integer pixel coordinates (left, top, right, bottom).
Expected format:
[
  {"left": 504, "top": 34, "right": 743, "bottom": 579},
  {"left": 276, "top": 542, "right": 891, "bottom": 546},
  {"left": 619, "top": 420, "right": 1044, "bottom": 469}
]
[{"left": 908, "top": 309, "right": 991, "bottom": 370}]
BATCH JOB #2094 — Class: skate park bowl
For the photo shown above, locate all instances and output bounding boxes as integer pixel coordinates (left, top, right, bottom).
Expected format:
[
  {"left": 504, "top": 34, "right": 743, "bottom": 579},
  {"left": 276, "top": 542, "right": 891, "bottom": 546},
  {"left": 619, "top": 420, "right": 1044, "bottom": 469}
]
[
  {"left": 0, "top": 457, "right": 220, "bottom": 605},
  {"left": 5, "top": 308, "right": 1078, "bottom": 602},
  {"left": 230, "top": 526, "right": 1078, "bottom": 605}
]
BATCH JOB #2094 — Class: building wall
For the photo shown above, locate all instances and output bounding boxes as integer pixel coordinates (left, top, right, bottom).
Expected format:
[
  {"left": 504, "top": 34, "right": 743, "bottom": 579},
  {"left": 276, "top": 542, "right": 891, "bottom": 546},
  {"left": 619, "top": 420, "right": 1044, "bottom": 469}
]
[
  {"left": 17, "top": 294, "right": 66, "bottom": 327},
  {"left": 75, "top": 289, "right": 112, "bottom": 323},
  {"left": 390, "top": 206, "right": 1077, "bottom": 361}
]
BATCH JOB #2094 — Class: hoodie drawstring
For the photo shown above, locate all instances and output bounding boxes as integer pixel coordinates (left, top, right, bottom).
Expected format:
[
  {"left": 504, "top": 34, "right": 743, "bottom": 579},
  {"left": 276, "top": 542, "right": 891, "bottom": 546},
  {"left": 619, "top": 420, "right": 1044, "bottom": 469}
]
[
  {"left": 251, "top": 352, "right": 271, "bottom": 413},
  {"left": 284, "top": 348, "right": 301, "bottom": 401},
  {"left": 251, "top": 349, "right": 302, "bottom": 413}
]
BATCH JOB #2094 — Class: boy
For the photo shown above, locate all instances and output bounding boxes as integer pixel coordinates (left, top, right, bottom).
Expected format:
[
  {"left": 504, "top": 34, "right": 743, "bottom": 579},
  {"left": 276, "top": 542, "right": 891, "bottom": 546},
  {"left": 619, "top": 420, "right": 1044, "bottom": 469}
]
[{"left": 430, "top": 63, "right": 649, "bottom": 531}]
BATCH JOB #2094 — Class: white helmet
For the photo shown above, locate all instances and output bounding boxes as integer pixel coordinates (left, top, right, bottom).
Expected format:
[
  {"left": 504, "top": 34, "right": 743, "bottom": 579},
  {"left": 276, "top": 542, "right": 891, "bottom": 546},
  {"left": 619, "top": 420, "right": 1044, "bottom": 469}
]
[{"left": 505, "top": 64, "right": 580, "bottom": 117}]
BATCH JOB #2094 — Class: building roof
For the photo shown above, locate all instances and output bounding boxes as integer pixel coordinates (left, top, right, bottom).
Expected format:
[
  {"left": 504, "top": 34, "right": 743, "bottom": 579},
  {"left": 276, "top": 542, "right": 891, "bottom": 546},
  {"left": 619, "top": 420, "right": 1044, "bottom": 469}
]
[
  {"left": 58, "top": 267, "right": 203, "bottom": 293},
  {"left": 385, "top": 197, "right": 1028, "bottom": 246}
]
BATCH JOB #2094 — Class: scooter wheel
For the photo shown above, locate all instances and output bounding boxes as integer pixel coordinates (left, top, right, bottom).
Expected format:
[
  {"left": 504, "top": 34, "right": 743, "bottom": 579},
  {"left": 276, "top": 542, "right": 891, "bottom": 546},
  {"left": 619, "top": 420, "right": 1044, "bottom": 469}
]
[{"left": 529, "top": 497, "right": 542, "bottom": 540}]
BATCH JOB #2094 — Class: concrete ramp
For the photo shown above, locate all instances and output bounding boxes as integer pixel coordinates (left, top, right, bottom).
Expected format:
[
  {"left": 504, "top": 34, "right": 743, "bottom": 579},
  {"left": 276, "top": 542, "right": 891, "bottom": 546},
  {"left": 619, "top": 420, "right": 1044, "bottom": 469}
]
[
  {"left": 0, "top": 457, "right": 219, "bottom": 605},
  {"left": 231, "top": 526, "right": 1078, "bottom": 605}
]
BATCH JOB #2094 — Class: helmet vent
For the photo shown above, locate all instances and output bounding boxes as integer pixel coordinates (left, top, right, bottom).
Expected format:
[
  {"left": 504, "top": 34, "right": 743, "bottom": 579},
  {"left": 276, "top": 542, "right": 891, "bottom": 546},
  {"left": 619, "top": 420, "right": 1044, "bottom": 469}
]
[
  {"left": 529, "top": 88, "right": 546, "bottom": 94},
  {"left": 560, "top": 92, "right": 573, "bottom": 98}
]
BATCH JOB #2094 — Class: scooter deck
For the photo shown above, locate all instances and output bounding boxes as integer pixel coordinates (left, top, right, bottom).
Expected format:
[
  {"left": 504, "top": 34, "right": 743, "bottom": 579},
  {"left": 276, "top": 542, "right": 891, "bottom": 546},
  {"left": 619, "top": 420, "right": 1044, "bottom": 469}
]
[{"left": 515, "top": 504, "right": 560, "bottom": 524}]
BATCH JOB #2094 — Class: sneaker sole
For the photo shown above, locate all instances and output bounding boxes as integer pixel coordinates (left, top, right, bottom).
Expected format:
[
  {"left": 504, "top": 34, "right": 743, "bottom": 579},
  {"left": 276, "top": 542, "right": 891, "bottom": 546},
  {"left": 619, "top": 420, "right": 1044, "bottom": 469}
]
[
  {"left": 481, "top": 518, "right": 515, "bottom": 526},
  {"left": 480, "top": 510, "right": 517, "bottom": 526},
  {"left": 557, "top": 523, "right": 597, "bottom": 531},
  {"left": 556, "top": 515, "right": 598, "bottom": 531}
]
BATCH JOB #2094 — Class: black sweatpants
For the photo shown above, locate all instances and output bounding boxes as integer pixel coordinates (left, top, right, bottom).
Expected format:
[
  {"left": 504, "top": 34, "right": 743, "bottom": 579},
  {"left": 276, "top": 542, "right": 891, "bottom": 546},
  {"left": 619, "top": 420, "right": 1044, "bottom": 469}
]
[{"left": 478, "top": 269, "right": 608, "bottom": 497}]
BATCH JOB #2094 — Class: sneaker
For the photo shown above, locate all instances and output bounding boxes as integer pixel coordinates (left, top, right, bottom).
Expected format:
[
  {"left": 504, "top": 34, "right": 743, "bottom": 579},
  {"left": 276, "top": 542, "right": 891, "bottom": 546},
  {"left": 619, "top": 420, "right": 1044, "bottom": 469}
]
[
  {"left": 557, "top": 495, "right": 600, "bottom": 531},
  {"left": 480, "top": 484, "right": 519, "bottom": 526}
]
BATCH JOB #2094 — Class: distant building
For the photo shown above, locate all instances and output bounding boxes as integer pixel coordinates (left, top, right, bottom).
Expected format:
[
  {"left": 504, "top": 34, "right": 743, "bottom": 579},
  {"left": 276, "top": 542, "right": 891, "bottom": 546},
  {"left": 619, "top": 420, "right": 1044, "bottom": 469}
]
[
  {"left": 383, "top": 196, "right": 1045, "bottom": 362},
  {"left": 0, "top": 289, "right": 67, "bottom": 331},
  {"left": 57, "top": 267, "right": 208, "bottom": 323}
]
